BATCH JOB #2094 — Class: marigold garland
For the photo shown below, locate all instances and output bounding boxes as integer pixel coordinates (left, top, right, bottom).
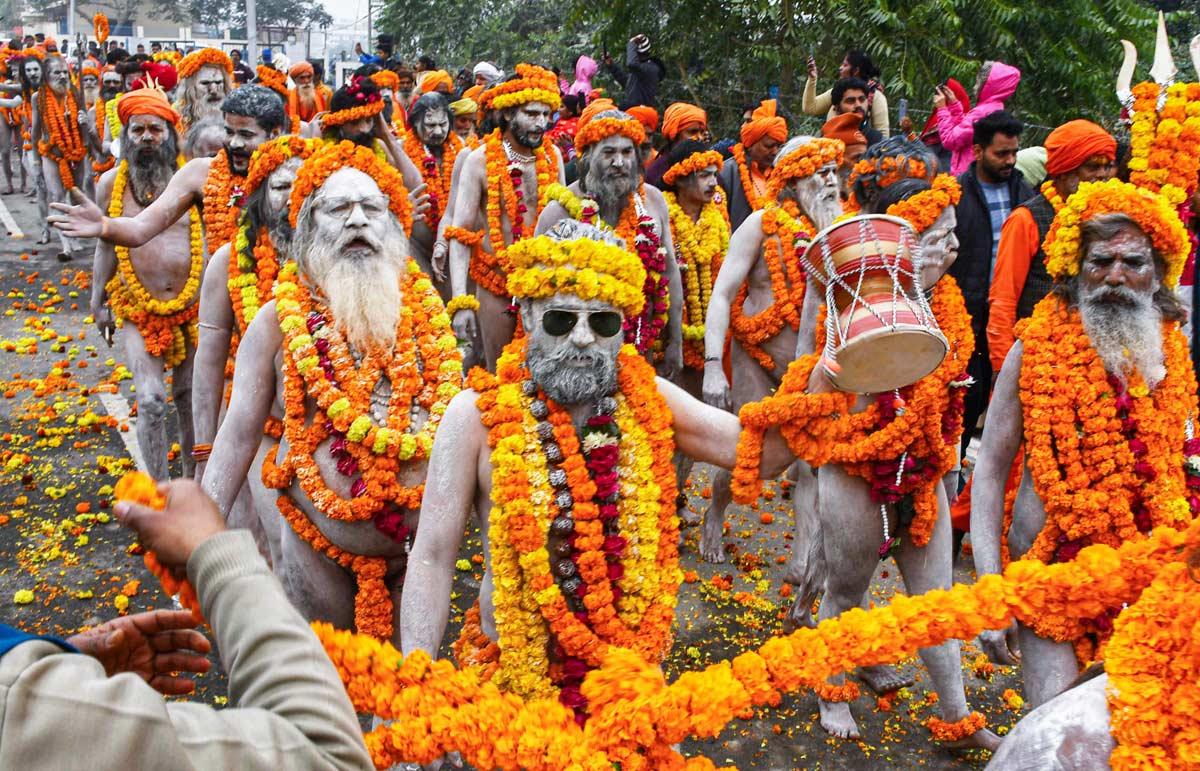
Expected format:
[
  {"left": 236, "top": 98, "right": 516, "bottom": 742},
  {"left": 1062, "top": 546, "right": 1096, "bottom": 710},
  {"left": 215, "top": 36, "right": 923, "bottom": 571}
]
[
  {"left": 765, "top": 138, "right": 844, "bottom": 201},
  {"left": 729, "top": 143, "right": 768, "bottom": 212},
  {"left": 662, "top": 150, "right": 724, "bottom": 188},
  {"left": 479, "top": 63, "right": 561, "bottom": 112},
  {"left": 1016, "top": 293, "right": 1198, "bottom": 659},
  {"left": 105, "top": 158, "right": 203, "bottom": 369},
  {"left": 288, "top": 140, "right": 413, "bottom": 236},
  {"left": 37, "top": 85, "right": 85, "bottom": 190},
  {"left": 402, "top": 128, "right": 463, "bottom": 223},
  {"left": 664, "top": 191, "right": 729, "bottom": 368},
  {"left": 467, "top": 129, "right": 559, "bottom": 298},
  {"left": 113, "top": 472, "right": 204, "bottom": 625},
  {"left": 1127, "top": 80, "right": 1200, "bottom": 207},
  {"left": 176, "top": 47, "right": 233, "bottom": 79},
  {"left": 309, "top": 515, "right": 1200, "bottom": 768},
  {"left": 1040, "top": 178, "right": 1065, "bottom": 213},
  {"left": 445, "top": 294, "right": 480, "bottom": 315},
  {"left": 255, "top": 64, "right": 288, "bottom": 100},
  {"left": 732, "top": 278, "right": 973, "bottom": 553},
  {"left": 320, "top": 78, "right": 385, "bottom": 130},
  {"left": 1042, "top": 178, "right": 1190, "bottom": 288},
  {"left": 200, "top": 149, "right": 246, "bottom": 256},
  {"left": 886, "top": 174, "right": 961, "bottom": 233},
  {"left": 574, "top": 115, "right": 646, "bottom": 153},
  {"left": 472, "top": 336, "right": 681, "bottom": 703},
  {"left": 729, "top": 202, "right": 814, "bottom": 371}
]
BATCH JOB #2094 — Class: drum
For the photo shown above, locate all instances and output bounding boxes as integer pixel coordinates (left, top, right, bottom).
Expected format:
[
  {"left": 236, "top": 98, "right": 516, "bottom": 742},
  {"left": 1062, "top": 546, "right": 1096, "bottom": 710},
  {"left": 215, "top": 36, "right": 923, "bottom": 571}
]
[{"left": 802, "top": 215, "right": 947, "bottom": 394}]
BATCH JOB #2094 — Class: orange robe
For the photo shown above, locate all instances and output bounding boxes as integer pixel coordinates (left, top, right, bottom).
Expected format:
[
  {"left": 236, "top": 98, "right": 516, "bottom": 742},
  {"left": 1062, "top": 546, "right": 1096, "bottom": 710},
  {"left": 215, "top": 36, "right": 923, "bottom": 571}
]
[{"left": 985, "top": 206, "right": 1040, "bottom": 372}]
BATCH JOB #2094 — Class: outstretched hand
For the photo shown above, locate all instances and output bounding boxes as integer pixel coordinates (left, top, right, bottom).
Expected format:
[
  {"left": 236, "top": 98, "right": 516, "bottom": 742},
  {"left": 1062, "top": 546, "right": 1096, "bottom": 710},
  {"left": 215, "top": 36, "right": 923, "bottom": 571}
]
[
  {"left": 113, "top": 479, "right": 226, "bottom": 572},
  {"left": 67, "top": 609, "right": 212, "bottom": 695},
  {"left": 47, "top": 187, "right": 104, "bottom": 239},
  {"left": 408, "top": 182, "right": 431, "bottom": 223}
]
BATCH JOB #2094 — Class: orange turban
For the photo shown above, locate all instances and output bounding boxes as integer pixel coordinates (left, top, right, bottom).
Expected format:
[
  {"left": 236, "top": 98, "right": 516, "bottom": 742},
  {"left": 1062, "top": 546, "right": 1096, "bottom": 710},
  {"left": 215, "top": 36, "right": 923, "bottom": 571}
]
[
  {"left": 117, "top": 87, "right": 180, "bottom": 127},
  {"left": 1044, "top": 119, "right": 1116, "bottom": 177},
  {"left": 577, "top": 97, "right": 616, "bottom": 134},
  {"left": 289, "top": 61, "right": 313, "bottom": 79},
  {"left": 821, "top": 112, "right": 866, "bottom": 149},
  {"left": 661, "top": 102, "right": 706, "bottom": 141},
  {"left": 371, "top": 69, "right": 399, "bottom": 91},
  {"left": 626, "top": 105, "right": 658, "bottom": 133},
  {"left": 420, "top": 69, "right": 453, "bottom": 94},
  {"left": 740, "top": 99, "right": 787, "bottom": 148},
  {"left": 463, "top": 84, "right": 485, "bottom": 103}
]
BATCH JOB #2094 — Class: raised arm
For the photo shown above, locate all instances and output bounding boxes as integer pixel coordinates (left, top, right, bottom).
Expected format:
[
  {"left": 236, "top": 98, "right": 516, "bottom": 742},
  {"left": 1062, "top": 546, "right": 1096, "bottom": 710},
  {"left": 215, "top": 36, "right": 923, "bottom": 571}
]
[
  {"left": 49, "top": 155, "right": 209, "bottom": 245},
  {"left": 201, "top": 301, "right": 280, "bottom": 517},
  {"left": 191, "top": 245, "right": 236, "bottom": 481},
  {"left": 702, "top": 212, "right": 763, "bottom": 408},
  {"left": 401, "top": 390, "right": 485, "bottom": 656}
]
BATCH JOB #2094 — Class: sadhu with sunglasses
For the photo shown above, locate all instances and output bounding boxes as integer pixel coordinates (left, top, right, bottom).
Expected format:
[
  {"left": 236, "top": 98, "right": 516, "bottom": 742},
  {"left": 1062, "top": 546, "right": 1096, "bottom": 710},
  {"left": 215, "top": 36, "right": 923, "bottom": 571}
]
[{"left": 401, "top": 219, "right": 797, "bottom": 706}]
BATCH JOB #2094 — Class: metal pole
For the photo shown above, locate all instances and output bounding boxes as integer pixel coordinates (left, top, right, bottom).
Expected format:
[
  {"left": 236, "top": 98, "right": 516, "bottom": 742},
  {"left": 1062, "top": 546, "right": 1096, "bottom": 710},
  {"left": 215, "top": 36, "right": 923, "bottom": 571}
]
[
  {"left": 366, "top": 0, "right": 372, "bottom": 58},
  {"left": 247, "top": 0, "right": 258, "bottom": 68},
  {"left": 67, "top": 0, "right": 75, "bottom": 41}
]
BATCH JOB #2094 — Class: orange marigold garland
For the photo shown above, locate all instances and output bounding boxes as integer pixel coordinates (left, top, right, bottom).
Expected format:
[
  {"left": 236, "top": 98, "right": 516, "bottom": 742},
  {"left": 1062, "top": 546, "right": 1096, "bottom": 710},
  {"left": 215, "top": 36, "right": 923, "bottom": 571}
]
[
  {"left": 92, "top": 12, "right": 109, "bottom": 43},
  {"left": 1016, "top": 293, "right": 1199, "bottom": 657},
  {"left": 113, "top": 472, "right": 204, "bottom": 625},
  {"left": 729, "top": 202, "right": 814, "bottom": 371},
  {"left": 201, "top": 149, "right": 246, "bottom": 254},
  {"left": 37, "top": 85, "right": 86, "bottom": 189},
  {"left": 765, "top": 138, "right": 844, "bottom": 201},
  {"left": 574, "top": 115, "right": 646, "bottom": 153},
  {"left": 288, "top": 140, "right": 413, "bottom": 236},
  {"left": 732, "top": 277, "right": 973, "bottom": 554},
  {"left": 176, "top": 47, "right": 233, "bottom": 79},
  {"left": 403, "top": 128, "right": 463, "bottom": 223},
  {"left": 886, "top": 174, "right": 962, "bottom": 233},
  {"left": 729, "top": 143, "right": 769, "bottom": 212},
  {"left": 662, "top": 149, "right": 724, "bottom": 188},
  {"left": 312, "top": 516, "right": 1200, "bottom": 767}
]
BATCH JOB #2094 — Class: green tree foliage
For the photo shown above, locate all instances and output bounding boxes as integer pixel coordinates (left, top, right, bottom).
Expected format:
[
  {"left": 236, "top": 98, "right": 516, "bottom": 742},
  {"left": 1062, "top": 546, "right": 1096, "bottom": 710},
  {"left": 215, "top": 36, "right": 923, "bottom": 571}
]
[{"left": 376, "top": 0, "right": 1172, "bottom": 137}]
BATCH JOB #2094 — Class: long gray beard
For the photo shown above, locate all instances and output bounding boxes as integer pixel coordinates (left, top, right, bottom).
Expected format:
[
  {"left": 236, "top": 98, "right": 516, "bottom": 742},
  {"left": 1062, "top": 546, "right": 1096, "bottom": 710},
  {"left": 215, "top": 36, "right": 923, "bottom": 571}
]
[
  {"left": 128, "top": 137, "right": 178, "bottom": 201},
  {"left": 527, "top": 335, "right": 618, "bottom": 405},
  {"left": 585, "top": 166, "right": 638, "bottom": 223},
  {"left": 303, "top": 239, "right": 403, "bottom": 353},
  {"left": 1079, "top": 286, "right": 1165, "bottom": 389},
  {"left": 798, "top": 188, "right": 842, "bottom": 231}
]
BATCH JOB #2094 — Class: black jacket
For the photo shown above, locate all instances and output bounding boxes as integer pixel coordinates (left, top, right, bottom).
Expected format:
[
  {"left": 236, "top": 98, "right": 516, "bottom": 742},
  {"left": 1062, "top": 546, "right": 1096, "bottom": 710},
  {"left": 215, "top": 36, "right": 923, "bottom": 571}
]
[
  {"left": 606, "top": 40, "right": 666, "bottom": 110},
  {"left": 950, "top": 162, "right": 1033, "bottom": 359}
]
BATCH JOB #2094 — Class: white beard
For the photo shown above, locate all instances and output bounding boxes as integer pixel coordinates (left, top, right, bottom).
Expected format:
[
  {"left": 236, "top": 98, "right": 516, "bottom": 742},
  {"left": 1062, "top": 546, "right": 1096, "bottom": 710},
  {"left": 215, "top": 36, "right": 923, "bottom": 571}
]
[
  {"left": 304, "top": 239, "right": 404, "bottom": 353},
  {"left": 1079, "top": 286, "right": 1166, "bottom": 389}
]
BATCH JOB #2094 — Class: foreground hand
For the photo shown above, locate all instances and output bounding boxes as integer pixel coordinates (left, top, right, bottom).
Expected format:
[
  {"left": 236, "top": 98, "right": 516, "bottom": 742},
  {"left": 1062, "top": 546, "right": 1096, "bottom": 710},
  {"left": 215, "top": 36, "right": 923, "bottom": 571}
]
[
  {"left": 67, "top": 609, "right": 212, "bottom": 695},
  {"left": 701, "top": 363, "right": 731, "bottom": 411},
  {"left": 408, "top": 182, "right": 430, "bottom": 224},
  {"left": 978, "top": 624, "right": 1021, "bottom": 666},
  {"left": 113, "top": 479, "right": 226, "bottom": 572},
  {"left": 48, "top": 188, "right": 104, "bottom": 239},
  {"left": 807, "top": 357, "right": 837, "bottom": 393},
  {"left": 452, "top": 308, "right": 478, "bottom": 347},
  {"left": 431, "top": 240, "right": 449, "bottom": 282}
]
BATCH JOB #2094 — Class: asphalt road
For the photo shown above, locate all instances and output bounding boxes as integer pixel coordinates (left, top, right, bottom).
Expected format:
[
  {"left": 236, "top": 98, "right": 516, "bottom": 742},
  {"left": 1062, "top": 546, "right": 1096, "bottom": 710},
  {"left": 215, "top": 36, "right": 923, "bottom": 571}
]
[{"left": 0, "top": 183, "right": 1024, "bottom": 769}]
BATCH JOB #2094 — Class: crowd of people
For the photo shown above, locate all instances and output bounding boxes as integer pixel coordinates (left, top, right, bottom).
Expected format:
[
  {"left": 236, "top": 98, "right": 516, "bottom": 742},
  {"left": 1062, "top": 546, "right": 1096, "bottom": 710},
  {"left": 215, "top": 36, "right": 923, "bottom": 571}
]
[{"left": 0, "top": 17, "right": 1197, "bottom": 769}]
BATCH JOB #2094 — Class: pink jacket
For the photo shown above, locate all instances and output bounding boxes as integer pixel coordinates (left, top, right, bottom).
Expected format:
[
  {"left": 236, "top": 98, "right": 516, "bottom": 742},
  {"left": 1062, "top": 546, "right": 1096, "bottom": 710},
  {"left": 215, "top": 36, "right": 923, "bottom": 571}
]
[
  {"left": 567, "top": 55, "right": 598, "bottom": 97},
  {"left": 936, "top": 62, "right": 1021, "bottom": 176}
]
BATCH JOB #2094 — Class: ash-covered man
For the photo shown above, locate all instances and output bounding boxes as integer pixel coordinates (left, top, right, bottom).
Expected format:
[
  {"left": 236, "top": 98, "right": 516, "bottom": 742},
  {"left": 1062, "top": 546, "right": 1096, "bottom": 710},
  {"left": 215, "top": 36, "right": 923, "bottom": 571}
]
[{"left": 174, "top": 48, "right": 234, "bottom": 133}]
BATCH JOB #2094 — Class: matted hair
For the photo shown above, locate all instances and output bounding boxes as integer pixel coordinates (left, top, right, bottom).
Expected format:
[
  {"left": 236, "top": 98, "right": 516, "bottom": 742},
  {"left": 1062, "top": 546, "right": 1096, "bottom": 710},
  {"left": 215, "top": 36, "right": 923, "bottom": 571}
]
[{"left": 221, "top": 84, "right": 286, "bottom": 133}]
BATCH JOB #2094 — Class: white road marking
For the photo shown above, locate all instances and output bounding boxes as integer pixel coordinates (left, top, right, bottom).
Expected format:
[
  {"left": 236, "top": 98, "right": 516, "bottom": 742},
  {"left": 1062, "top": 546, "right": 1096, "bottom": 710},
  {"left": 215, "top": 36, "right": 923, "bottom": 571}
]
[
  {"left": 0, "top": 195, "right": 23, "bottom": 240},
  {"left": 97, "top": 390, "right": 147, "bottom": 474}
]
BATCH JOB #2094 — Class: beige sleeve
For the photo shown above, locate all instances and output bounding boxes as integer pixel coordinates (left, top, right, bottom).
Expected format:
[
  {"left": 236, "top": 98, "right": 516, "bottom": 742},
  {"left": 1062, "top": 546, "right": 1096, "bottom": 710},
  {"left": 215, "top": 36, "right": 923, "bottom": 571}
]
[
  {"left": 871, "top": 90, "right": 891, "bottom": 137},
  {"left": 0, "top": 531, "right": 372, "bottom": 771},
  {"left": 802, "top": 79, "right": 832, "bottom": 116}
]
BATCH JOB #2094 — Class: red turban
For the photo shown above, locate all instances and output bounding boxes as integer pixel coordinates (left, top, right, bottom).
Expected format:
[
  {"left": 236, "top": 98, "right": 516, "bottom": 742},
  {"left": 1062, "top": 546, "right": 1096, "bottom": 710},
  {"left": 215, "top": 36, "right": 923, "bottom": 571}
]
[
  {"left": 1044, "top": 119, "right": 1116, "bottom": 177},
  {"left": 661, "top": 102, "right": 706, "bottom": 141},
  {"left": 420, "top": 69, "right": 454, "bottom": 94},
  {"left": 289, "top": 61, "right": 313, "bottom": 80},
  {"left": 626, "top": 105, "right": 658, "bottom": 133},
  {"left": 822, "top": 112, "right": 866, "bottom": 149},
  {"left": 740, "top": 99, "right": 787, "bottom": 148},
  {"left": 117, "top": 87, "right": 180, "bottom": 127}
]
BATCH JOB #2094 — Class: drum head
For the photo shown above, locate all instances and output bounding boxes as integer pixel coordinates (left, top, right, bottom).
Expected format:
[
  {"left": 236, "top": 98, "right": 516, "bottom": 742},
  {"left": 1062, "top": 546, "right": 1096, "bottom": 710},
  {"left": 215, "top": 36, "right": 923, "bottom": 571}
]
[{"left": 827, "top": 326, "right": 948, "bottom": 394}]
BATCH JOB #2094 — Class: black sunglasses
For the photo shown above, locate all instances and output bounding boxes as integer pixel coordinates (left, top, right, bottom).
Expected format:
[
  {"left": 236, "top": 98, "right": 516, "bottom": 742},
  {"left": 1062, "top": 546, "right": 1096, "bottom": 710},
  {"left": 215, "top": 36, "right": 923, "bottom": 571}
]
[{"left": 541, "top": 309, "right": 623, "bottom": 338}]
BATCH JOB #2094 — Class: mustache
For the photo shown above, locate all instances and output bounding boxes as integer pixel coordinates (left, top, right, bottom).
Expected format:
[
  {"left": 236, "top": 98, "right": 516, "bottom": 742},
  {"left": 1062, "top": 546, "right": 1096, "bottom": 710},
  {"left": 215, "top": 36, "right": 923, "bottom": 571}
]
[
  {"left": 337, "top": 231, "right": 382, "bottom": 254},
  {"left": 1083, "top": 284, "right": 1141, "bottom": 306}
]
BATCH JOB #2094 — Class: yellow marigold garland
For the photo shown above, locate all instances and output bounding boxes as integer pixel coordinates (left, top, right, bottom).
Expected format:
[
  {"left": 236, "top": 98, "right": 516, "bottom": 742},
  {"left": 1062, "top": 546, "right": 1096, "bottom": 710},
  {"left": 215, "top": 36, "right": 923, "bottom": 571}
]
[
  {"left": 1043, "top": 178, "right": 1190, "bottom": 288},
  {"left": 105, "top": 158, "right": 203, "bottom": 369},
  {"left": 664, "top": 191, "right": 728, "bottom": 368},
  {"left": 1127, "top": 80, "right": 1200, "bottom": 207},
  {"left": 504, "top": 233, "right": 647, "bottom": 316},
  {"left": 176, "top": 47, "right": 232, "bottom": 79},
  {"left": 662, "top": 150, "right": 724, "bottom": 188},
  {"left": 480, "top": 63, "right": 561, "bottom": 112},
  {"left": 288, "top": 140, "right": 413, "bottom": 236},
  {"left": 306, "top": 516, "right": 1200, "bottom": 769},
  {"left": 886, "top": 174, "right": 961, "bottom": 233}
]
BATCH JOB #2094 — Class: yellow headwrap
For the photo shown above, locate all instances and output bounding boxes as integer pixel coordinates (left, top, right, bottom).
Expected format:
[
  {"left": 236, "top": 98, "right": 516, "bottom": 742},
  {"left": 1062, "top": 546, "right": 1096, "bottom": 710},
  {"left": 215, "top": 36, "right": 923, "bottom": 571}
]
[{"left": 506, "top": 234, "right": 647, "bottom": 316}]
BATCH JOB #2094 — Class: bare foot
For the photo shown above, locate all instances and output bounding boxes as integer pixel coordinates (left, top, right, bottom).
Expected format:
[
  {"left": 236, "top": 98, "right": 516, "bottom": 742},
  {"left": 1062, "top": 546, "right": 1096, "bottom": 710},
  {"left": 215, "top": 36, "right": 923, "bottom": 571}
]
[
  {"left": 818, "top": 699, "right": 861, "bottom": 739},
  {"left": 698, "top": 511, "right": 726, "bottom": 563},
  {"left": 55, "top": 251, "right": 71, "bottom": 262},
  {"left": 782, "top": 593, "right": 817, "bottom": 632},
  {"left": 942, "top": 728, "right": 1002, "bottom": 753},
  {"left": 857, "top": 664, "right": 913, "bottom": 695},
  {"left": 1, "top": 186, "right": 12, "bottom": 195},
  {"left": 37, "top": 231, "right": 50, "bottom": 244},
  {"left": 680, "top": 508, "right": 701, "bottom": 526}
]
